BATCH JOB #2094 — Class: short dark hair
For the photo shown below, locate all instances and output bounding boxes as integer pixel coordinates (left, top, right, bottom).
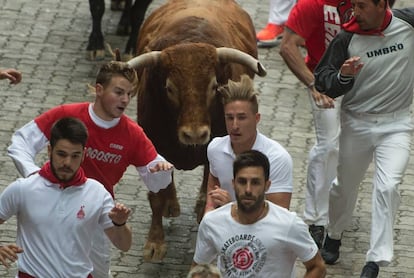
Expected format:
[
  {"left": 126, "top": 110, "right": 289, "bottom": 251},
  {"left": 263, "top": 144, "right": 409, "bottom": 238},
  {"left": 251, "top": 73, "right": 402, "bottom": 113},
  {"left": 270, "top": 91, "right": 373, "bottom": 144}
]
[
  {"left": 233, "top": 150, "right": 270, "bottom": 181},
  {"left": 96, "top": 61, "right": 139, "bottom": 96},
  {"left": 50, "top": 117, "right": 88, "bottom": 148}
]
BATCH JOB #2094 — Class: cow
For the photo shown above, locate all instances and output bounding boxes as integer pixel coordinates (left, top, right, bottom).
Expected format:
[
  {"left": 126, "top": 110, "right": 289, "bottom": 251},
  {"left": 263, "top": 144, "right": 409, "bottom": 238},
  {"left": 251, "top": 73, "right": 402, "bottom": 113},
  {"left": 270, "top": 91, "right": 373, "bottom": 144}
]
[
  {"left": 87, "top": 0, "right": 152, "bottom": 60},
  {"left": 126, "top": 0, "right": 266, "bottom": 262}
]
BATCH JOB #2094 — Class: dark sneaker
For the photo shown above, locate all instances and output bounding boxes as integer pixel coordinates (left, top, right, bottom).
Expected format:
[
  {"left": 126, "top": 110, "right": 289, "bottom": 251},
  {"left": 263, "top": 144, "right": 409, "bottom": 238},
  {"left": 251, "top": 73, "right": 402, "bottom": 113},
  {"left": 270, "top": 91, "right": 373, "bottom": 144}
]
[
  {"left": 321, "top": 235, "right": 341, "bottom": 264},
  {"left": 360, "top": 262, "right": 379, "bottom": 278},
  {"left": 309, "top": 225, "right": 325, "bottom": 249}
]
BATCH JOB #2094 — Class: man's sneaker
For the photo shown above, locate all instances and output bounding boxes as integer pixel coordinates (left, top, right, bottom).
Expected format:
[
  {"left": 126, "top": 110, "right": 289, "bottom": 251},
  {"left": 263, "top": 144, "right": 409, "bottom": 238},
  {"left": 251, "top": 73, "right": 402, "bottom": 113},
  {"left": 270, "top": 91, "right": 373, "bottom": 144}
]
[
  {"left": 321, "top": 235, "right": 341, "bottom": 264},
  {"left": 309, "top": 225, "right": 325, "bottom": 249},
  {"left": 256, "top": 23, "right": 284, "bottom": 47},
  {"left": 360, "top": 262, "right": 379, "bottom": 278}
]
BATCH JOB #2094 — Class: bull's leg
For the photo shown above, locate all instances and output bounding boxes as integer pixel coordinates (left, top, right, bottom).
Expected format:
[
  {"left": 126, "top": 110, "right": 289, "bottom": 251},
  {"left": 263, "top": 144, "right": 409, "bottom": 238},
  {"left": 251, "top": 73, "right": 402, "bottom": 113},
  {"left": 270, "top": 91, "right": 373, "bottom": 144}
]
[
  {"left": 87, "top": 0, "right": 106, "bottom": 60},
  {"left": 116, "top": 0, "right": 132, "bottom": 36},
  {"left": 162, "top": 177, "right": 180, "bottom": 217},
  {"left": 144, "top": 181, "right": 180, "bottom": 262},
  {"left": 123, "top": 0, "right": 152, "bottom": 58},
  {"left": 110, "top": 0, "right": 125, "bottom": 11},
  {"left": 194, "top": 165, "right": 209, "bottom": 224}
]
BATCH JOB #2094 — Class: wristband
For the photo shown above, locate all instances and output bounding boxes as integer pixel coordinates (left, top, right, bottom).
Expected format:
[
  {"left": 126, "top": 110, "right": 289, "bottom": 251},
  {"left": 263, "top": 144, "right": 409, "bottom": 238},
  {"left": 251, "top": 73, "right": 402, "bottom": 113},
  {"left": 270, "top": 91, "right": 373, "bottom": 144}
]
[
  {"left": 112, "top": 220, "right": 126, "bottom": 227},
  {"left": 307, "top": 81, "right": 315, "bottom": 90}
]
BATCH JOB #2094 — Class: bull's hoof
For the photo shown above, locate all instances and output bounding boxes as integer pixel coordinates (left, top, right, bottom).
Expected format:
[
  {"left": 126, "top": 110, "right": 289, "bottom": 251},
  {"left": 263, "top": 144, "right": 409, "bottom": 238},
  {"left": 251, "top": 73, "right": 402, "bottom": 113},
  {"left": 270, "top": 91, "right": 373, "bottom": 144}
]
[
  {"left": 143, "top": 241, "right": 167, "bottom": 262},
  {"left": 162, "top": 199, "right": 180, "bottom": 218},
  {"left": 87, "top": 49, "right": 105, "bottom": 61}
]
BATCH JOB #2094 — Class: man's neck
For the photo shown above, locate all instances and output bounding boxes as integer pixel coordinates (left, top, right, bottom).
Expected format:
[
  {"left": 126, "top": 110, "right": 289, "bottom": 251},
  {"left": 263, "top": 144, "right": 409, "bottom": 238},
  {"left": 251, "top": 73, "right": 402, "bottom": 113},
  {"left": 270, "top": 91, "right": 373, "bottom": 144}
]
[
  {"left": 231, "top": 202, "right": 268, "bottom": 225},
  {"left": 231, "top": 132, "right": 257, "bottom": 155}
]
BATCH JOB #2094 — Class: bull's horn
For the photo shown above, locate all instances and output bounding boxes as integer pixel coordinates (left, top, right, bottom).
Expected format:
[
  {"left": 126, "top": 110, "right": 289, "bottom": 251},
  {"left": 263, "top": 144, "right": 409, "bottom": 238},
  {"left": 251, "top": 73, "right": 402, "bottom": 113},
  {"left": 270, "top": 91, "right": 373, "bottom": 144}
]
[
  {"left": 216, "top": 47, "right": 267, "bottom": 77},
  {"left": 127, "top": 51, "right": 161, "bottom": 69}
]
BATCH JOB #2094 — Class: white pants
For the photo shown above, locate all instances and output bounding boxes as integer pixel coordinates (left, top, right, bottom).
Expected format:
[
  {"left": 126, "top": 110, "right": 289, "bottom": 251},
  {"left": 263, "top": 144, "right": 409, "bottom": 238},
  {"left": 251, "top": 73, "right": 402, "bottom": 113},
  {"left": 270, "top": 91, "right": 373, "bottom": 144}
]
[
  {"left": 268, "top": 0, "right": 296, "bottom": 25},
  {"left": 328, "top": 109, "right": 412, "bottom": 266},
  {"left": 303, "top": 91, "right": 341, "bottom": 226},
  {"left": 90, "top": 228, "right": 113, "bottom": 278}
]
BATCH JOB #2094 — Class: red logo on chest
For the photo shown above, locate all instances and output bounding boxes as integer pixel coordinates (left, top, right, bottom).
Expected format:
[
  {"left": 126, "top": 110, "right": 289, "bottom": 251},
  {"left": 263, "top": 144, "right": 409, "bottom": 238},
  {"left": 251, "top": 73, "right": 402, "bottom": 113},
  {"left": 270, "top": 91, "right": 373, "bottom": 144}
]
[{"left": 77, "top": 205, "right": 85, "bottom": 219}]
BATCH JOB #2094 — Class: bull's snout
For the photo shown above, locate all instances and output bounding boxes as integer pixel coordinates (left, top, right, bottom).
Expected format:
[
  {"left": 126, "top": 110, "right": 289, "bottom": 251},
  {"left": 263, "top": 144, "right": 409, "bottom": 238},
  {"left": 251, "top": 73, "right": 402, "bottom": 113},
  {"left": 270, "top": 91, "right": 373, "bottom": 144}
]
[{"left": 178, "top": 125, "right": 211, "bottom": 145}]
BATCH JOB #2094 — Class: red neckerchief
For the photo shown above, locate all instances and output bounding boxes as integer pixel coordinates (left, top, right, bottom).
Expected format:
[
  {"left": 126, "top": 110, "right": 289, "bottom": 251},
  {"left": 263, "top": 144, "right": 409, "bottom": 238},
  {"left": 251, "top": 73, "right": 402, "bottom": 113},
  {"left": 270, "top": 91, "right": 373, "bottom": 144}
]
[
  {"left": 39, "top": 161, "right": 87, "bottom": 188},
  {"left": 342, "top": 8, "right": 392, "bottom": 36}
]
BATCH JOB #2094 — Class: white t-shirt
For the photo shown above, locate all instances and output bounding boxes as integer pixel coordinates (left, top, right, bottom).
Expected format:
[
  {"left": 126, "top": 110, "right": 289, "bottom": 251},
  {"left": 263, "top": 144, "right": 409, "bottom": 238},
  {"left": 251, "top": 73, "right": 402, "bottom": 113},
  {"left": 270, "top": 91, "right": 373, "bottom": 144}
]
[
  {"left": 193, "top": 201, "right": 318, "bottom": 278},
  {"left": 0, "top": 174, "right": 114, "bottom": 277},
  {"left": 207, "top": 132, "right": 293, "bottom": 200}
]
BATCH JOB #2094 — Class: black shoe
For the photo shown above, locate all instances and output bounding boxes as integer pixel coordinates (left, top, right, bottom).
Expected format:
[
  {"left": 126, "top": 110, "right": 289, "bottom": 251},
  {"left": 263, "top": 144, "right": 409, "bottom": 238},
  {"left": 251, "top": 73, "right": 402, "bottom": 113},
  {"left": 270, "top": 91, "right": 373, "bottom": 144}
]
[
  {"left": 309, "top": 225, "right": 324, "bottom": 249},
  {"left": 321, "top": 235, "right": 341, "bottom": 264},
  {"left": 360, "top": 262, "right": 379, "bottom": 278}
]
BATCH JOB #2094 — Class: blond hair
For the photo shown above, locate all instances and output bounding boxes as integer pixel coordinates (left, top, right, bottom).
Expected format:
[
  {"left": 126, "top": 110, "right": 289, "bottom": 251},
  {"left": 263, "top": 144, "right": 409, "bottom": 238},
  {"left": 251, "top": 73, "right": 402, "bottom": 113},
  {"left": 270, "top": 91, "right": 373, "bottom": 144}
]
[{"left": 218, "top": 74, "right": 259, "bottom": 113}]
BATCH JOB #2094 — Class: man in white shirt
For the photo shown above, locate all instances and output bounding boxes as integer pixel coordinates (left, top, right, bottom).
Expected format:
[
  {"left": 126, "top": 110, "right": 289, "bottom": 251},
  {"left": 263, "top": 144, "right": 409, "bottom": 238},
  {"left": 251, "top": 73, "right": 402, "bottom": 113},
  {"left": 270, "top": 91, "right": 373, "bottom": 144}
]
[{"left": 205, "top": 75, "right": 293, "bottom": 213}]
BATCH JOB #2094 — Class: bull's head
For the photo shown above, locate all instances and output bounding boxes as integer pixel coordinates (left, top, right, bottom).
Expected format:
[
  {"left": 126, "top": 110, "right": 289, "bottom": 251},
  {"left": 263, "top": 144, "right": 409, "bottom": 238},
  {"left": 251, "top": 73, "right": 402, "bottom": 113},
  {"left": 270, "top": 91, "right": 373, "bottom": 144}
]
[{"left": 128, "top": 43, "right": 266, "bottom": 146}]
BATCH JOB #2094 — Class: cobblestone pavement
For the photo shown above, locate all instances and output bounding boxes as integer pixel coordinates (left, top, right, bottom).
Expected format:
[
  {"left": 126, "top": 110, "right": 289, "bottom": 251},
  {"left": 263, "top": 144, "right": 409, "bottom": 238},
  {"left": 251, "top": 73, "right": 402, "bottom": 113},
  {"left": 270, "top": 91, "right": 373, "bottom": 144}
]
[{"left": 0, "top": 0, "right": 413, "bottom": 277}]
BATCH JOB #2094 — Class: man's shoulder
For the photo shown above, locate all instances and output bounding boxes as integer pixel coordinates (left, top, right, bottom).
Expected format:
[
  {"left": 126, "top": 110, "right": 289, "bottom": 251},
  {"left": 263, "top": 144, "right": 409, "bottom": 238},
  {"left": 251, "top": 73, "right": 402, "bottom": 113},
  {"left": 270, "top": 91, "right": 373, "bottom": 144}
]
[
  {"left": 202, "top": 203, "right": 231, "bottom": 223},
  {"left": 208, "top": 136, "right": 230, "bottom": 151},
  {"left": 393, "top": 8, "right": 414, "bottom": 28},
  {"left": 255, "top": 133, "right": 290, "bottom": 156}
]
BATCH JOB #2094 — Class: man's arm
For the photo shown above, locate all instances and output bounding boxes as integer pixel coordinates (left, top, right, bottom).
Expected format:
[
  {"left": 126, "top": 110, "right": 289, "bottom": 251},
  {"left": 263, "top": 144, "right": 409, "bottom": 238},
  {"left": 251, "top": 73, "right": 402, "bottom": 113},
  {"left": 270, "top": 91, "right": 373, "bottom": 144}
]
[
  {"left": 104, "top": 203, "right": 132, "bottom": 252},
  {"left": 8, "top": 120, "right": 48, "bottom": 177},
  {"left": 314, "top": 32, "right": 355, "bottom": 98},
  {"left": 280, "top": 28, "right": 334, "bottom": 108},
  {"left": 303, "top": 253, "right": 326, "bottom": 278},
  {"left": 136, "top": 154, "right": 173, "bottom": 193}
]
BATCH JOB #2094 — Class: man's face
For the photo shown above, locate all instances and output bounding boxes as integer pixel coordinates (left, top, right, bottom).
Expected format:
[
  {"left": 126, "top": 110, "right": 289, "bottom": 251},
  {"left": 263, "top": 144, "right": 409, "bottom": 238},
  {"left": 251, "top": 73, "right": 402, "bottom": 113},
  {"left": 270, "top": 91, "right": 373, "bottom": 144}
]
[
  {"left": 351, "top": 0, "right": 386, "bottom": 30},
  {"left": 48, "top": 139, "right": 84, "bottom": 182},
  {"left": 224, "top": 100, "right": 260, "bottom": 147},
  {"left": 95, "top": 75, "right": 134, "bottom": 120},
  {"left": 233, "top": 166, "right": 270, "bottom": 213}
]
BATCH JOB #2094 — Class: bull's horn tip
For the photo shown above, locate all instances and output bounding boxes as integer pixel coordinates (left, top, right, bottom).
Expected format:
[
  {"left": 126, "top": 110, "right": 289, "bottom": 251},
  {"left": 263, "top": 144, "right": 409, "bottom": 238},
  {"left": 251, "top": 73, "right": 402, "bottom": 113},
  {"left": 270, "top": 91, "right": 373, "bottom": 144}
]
[{"left": 257, "top": 62, "right": 267, "bottom": 77}]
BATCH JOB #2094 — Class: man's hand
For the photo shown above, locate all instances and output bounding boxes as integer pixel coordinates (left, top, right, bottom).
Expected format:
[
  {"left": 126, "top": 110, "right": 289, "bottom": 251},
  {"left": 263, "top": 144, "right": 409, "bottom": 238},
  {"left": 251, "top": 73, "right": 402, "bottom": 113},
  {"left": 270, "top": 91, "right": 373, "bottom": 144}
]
[
  {"left": 149, "top": 161, "right": 174, "bottom": 173},
  {"left": 0, "top": 244, "right": 23, "bottom": 268},
  {"left": 340, "top": 56, "right": 363, "bottom": 76},
  {"left": 311, "top": 90, "right": 335, "bottom": 108},
  {"left": 0, "top": 69, "right": 22, "bottom": 85},
  {"left": 208, "top": 185, "right": 232, "bottom": 208},
  {"left": 109, "top": 203, "right": 131, "bottom": 226}
]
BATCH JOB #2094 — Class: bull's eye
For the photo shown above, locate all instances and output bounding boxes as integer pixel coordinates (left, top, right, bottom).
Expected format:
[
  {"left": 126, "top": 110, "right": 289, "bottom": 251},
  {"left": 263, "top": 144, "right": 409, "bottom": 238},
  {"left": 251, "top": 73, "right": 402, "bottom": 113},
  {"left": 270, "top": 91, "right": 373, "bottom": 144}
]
[{"left": 165, "top": 84, "right": 180, "bottom": 107}]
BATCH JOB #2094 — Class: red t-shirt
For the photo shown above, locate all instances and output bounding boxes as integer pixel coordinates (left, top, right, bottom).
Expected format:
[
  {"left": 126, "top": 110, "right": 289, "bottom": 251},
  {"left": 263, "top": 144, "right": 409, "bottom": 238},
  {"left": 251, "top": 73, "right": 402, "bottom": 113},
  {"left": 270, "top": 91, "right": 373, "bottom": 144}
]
[
  {"left": 35, "top": 102, "right": 157, "bottom": 196},
  {"left": 286, "top": 0, "right": 348, "bottom": 71}
]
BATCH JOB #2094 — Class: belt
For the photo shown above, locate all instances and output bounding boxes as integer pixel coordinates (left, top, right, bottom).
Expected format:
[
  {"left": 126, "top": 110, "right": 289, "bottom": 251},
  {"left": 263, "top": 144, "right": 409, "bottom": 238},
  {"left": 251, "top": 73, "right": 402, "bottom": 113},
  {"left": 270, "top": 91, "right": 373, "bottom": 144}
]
[{"left": 19, "top": 271, "right": 93, "bottom": 278}]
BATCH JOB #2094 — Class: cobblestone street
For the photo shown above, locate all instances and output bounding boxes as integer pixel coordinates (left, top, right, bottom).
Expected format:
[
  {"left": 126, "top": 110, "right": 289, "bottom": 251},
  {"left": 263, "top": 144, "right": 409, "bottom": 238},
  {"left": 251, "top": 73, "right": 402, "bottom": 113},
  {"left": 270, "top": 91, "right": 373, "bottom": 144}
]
[{"left": 0, "top": 0, "right": 413, "bottom": 277}]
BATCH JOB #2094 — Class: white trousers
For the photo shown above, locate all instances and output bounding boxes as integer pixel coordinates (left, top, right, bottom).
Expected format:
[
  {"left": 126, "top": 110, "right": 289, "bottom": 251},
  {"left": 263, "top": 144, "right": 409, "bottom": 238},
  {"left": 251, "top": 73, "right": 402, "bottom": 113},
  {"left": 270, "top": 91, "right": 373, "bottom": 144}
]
[
  {"left": 328, "top": 109, "right": 412, "bottom": 266},
  {"left": 303, "top": 91, "right": 341, "bottom": 226},
  {"left": 90, "top": 228, "right": 113, "bottom": 278},
  {"left": 268, "top": 0, "right": 296, "bottom": 25}
]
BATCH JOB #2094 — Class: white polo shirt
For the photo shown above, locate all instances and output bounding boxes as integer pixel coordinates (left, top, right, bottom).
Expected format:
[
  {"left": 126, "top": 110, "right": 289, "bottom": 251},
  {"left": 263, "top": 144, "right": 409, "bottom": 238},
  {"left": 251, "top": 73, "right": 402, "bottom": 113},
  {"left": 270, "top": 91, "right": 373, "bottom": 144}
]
[
  {"left": 207, "top": 132, "right": 293, "bottom": 200},
  {"left": 0, "top": 174, "right": 114, "bottom": 277}
]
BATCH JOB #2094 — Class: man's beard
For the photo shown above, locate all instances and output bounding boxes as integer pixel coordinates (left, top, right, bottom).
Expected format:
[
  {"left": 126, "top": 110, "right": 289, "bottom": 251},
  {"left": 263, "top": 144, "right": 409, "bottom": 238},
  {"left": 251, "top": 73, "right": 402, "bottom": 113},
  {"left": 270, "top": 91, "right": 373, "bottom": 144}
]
[
  {"left": 50, "top": 157, "right": 74, "bottom": 183},
  {"left": 236, "top": 191, "right": 265, "bottom": 213}
]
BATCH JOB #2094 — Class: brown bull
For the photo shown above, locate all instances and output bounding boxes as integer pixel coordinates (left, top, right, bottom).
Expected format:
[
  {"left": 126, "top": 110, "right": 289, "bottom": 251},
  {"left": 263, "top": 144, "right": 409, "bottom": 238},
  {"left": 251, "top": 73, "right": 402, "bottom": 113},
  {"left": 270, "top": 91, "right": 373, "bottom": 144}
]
[{"left": 126, "top": 0, "right": 266, "bottom": 262}]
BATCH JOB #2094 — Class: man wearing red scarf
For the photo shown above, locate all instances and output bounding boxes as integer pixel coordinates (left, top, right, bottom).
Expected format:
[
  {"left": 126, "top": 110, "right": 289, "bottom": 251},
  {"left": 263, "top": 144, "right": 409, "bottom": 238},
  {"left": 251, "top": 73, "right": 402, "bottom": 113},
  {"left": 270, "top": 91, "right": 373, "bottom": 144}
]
[
  {"left": 0, "top": 117, "right": 132, "bottom": 278},
  {"left": 314, "top": 1, "right": 413, "bottom": 277}
]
